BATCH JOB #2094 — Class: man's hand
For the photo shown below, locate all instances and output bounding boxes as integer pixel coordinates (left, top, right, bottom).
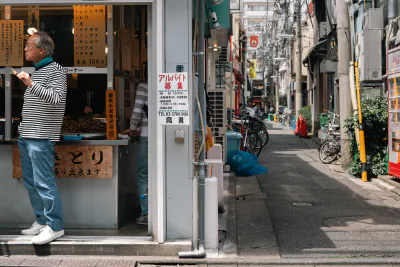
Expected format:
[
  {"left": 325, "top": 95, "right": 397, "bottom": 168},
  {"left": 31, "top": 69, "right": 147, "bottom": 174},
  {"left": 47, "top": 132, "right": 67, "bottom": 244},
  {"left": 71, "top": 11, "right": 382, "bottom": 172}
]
[
  {"left": 124, "top": 129, "right": 133, "bottom": 137},
  {"left": 124, "top": 128, "right": 141, "bottom": 137},
  {"left": 16, "top": 71, "right": 33, "bottom": 88},
  {"left": 84, "top": 106, "right": 93, "bottom": 114}
]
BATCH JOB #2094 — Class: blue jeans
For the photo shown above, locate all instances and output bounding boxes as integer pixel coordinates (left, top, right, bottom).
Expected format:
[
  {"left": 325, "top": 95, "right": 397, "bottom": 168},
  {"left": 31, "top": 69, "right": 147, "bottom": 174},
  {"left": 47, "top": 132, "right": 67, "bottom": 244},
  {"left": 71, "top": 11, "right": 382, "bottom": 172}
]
[
  {"left": 137, "top": 137, "right": 148, "bottom": 216},
  {"left": 18, "top": 137, "right": 64, "bottom": 231}
]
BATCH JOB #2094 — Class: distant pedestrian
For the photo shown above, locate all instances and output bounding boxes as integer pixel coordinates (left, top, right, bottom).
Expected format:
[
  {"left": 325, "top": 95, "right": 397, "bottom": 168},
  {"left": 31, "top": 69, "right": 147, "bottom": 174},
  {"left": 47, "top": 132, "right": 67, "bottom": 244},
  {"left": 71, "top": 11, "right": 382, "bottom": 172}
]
[{"left": 17, "top": 32, "right": 67, "bottom": 245}]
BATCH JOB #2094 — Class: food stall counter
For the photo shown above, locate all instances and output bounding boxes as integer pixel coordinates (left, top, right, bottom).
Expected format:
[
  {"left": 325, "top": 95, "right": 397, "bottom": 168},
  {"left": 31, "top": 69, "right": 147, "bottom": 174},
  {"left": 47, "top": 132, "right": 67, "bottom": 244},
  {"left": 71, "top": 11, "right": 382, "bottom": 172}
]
[{"left": 0, "top": 139, "right": 130, "bottom": 146}]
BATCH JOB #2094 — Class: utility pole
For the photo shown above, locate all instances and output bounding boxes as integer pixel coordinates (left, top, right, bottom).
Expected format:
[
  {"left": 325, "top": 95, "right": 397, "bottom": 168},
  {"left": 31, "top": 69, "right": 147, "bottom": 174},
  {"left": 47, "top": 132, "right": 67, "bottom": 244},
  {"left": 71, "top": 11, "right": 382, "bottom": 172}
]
[
  {"left": 295, "top": 0, "right": 302, "bottom": 116},
  {"left": 229, "top": 36, "right": 234, "bottom": 127},
  {"left": 276, "top": 65, "right": 280, "bottom": 110},
  {"left": 336, "top": 0, "right": 352, "bottom": 168}
]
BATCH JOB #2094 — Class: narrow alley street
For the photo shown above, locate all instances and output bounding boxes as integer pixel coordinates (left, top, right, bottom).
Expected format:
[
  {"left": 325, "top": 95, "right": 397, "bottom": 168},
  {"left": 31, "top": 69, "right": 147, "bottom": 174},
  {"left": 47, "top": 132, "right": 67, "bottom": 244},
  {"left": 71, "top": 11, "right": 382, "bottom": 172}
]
[{"left": 259, "top": 121, "right": 400, "bottom": 259}]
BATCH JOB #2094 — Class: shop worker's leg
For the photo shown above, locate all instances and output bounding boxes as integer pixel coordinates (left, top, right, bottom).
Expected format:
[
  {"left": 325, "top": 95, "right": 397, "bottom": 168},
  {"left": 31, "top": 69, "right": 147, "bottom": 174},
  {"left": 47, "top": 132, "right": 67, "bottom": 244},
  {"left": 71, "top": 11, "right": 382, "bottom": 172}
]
[
  {"left": 18, "top": 137, "right": 46, "bottom": 226},
  {"left": 28, "top": 139, "right": 64, "bottom": 231},
  {"left": 137, "top": 137, "right": 149, "bottom": 216}
]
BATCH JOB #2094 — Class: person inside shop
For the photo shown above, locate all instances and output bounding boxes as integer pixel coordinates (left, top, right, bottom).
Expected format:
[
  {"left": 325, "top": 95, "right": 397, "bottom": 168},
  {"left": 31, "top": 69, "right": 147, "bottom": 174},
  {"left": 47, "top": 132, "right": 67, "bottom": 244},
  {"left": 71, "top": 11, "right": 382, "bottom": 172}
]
[
  {"left": 15, "top": 31, "right": 66, "bottom": 245},
  {"left": 124, "top": 62, "right": 149, "bottom": 225}
]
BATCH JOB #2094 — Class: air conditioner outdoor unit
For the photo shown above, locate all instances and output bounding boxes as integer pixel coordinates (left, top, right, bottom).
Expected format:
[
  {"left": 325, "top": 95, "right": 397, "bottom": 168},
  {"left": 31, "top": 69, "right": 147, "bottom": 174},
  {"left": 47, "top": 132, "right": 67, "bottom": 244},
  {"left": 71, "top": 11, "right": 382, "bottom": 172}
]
[
  {"left": 363, "top": 8, "right": 383, "bottom": 29},
  {"left": 358, "top": 29, "right": 382, "bottom": 82},
  {"left": 207, "top": 89, "right": 227, "bottom": 162}
]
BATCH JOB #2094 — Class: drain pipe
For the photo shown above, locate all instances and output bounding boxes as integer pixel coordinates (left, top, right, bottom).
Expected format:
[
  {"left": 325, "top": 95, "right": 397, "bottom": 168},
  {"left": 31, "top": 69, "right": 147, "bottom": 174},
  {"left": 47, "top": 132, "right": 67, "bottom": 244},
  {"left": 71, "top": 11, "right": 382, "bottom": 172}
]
[
  {"left": 388, "top": 0, "right": 398, "bottom": 43},
  {"left": 179, "top": 0, "right": 207, "bottom": 258},
  {"left": 389, "top": 0, "right": 398, "bottom": 24},
  {"left": 179, "top": 162, "right": 208, "bottom": 258}
]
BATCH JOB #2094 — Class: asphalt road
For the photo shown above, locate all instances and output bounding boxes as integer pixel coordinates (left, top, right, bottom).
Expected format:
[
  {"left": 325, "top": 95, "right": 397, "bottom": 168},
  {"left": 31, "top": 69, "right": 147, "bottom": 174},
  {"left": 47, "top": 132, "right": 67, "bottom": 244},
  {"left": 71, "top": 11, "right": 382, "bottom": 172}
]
[{"left": 258, "top": 122, "right": 400, "bottom": 258}]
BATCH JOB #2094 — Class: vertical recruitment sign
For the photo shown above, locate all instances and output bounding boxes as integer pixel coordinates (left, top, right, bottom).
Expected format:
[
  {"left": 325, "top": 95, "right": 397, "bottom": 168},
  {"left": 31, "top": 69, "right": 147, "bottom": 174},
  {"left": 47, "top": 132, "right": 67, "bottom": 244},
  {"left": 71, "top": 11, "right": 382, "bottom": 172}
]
[{"left": 157, "top": 73, "right": 190, "bottom": 125}]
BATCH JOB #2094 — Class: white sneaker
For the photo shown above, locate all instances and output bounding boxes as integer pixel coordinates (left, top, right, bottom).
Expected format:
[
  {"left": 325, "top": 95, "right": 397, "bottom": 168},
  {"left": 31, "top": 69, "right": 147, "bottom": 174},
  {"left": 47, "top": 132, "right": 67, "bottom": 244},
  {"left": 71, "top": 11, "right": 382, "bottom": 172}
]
[
  {"left": 31, "top": 225, "right": 64, "bottom": 245},
  {"left": 21, "top": 221, "right": 46, "bottom": 235}
]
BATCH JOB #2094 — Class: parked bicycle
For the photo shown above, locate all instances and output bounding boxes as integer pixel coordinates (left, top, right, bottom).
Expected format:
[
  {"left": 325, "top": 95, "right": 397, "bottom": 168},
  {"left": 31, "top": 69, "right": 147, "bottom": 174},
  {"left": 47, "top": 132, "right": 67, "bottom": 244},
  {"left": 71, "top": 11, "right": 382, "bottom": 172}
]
[
  {"left": 318, "top": 110, "right": 341, "bottom": 164},
  {"left": 228, "top": 110, "right": 269, "bottom": 156}
]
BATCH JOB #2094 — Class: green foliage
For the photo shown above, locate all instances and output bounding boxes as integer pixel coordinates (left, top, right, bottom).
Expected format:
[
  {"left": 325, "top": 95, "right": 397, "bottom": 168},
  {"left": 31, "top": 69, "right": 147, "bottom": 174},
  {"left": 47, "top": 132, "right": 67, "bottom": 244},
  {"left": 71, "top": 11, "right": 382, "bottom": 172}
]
[
  {"left": 298, "top": 105, "right": 312, "bottom": 132},
  {"left": 344, "top": 94, "right": 388, "bottom": 178}
]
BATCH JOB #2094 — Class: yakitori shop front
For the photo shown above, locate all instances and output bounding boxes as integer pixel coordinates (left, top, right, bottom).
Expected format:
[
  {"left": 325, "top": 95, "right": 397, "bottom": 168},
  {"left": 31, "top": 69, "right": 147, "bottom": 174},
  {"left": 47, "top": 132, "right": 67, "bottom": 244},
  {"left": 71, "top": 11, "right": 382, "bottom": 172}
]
[{"left": 0, "top": 0, "right": 195, "bottom": 251}]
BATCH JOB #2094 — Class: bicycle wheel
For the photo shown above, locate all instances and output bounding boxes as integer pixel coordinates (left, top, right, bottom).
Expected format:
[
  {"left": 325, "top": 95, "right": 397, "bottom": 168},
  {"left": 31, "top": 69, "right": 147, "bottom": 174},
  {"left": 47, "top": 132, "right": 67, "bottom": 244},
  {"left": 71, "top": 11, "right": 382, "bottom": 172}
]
[
  {"left": 244, "top": 132, "right": 262, "bottom": 157},
  {"left": 319, "top": 140, "right": 338, "bottom": 164},
  {"left": 256, "top": 128, "right": 269, "bottom": 147},
  {"left": 249, "top": 119, "right": 269, "bottom": 146}
]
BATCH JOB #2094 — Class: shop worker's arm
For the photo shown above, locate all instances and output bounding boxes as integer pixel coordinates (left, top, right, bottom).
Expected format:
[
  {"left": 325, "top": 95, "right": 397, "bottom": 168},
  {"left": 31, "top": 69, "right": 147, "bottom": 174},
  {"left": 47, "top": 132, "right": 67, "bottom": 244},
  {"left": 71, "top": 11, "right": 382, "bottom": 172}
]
[
  {"left": 30, "top": 70, "right": 67, "bottom": 107},
  {"left": 130, "top": 83, "right": 147, "bottom": 131}
]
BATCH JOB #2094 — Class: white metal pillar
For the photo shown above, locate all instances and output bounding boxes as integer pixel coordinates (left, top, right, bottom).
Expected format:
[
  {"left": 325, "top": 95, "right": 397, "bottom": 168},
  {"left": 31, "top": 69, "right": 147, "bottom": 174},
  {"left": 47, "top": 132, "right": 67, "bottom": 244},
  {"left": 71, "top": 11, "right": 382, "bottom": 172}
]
[{"left": 148, "top": 0, "right": 165, "bottom": 243}]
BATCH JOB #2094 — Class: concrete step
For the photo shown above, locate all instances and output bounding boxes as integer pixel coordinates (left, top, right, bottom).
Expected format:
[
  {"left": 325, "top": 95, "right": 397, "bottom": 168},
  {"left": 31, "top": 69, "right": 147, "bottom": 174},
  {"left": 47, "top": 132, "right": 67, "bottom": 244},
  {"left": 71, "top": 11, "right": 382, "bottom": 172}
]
[{"left": 0, "top": 235, "right": 190, "bottom": 256}]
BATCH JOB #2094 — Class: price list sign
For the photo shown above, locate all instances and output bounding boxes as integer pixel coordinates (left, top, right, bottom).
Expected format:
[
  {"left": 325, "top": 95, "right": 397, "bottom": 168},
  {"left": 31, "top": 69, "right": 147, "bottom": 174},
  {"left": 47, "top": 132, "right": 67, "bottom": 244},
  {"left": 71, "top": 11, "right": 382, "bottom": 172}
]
[
  {"left": 157, "top": 73, "right": 190, "bottom": 125},
  {"left": 0, "top": 20, "right": 24, "bottom": 66},
  {"left": 74, "top": 5, "right": 106, "bottom": 67}
]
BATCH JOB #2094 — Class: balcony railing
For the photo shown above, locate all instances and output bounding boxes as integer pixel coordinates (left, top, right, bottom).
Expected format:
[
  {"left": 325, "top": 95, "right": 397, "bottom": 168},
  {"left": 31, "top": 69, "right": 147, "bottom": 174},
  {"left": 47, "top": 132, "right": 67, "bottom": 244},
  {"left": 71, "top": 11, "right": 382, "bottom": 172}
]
[
  {"left": 243, "top": 10, "right": 272, "bottom": 18},
  {"left": 243, "top": 0, "right": 275, "bottom": 2}
]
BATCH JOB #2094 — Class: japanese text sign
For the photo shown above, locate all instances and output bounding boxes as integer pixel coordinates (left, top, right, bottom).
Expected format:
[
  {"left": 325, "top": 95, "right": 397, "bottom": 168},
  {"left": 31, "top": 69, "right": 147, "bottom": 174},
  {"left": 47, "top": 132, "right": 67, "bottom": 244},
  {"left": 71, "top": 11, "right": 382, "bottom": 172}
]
[
  {"left": 0, "top": 20, "right": 24, "bottom": 66},
  {"left": 74, "top": 5, "right": 106, "bottom": 67},
  {"left": 389, "top": 48, "right": 400, "bottom": 75},
  {"left": 120, "top": 29, "right": 133, "bottom": 71},
  {"left": 157, "top": 73, "right": 190, "bottom": 125},
  {"left": 13, "top": 145, "right": 113, "bottom": 178},
  {"left": 106, "top": 90, "right": 117, "bottom": 140}
]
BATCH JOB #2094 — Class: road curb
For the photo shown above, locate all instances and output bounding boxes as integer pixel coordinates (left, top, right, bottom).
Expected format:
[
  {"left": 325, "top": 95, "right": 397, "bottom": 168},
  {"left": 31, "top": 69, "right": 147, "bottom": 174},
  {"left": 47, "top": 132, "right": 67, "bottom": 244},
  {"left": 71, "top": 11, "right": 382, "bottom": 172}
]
[
  {"left": 135, "top": 256, "right": 400, "bottom": 265},
  {"left": 372, "top": 177, "right": 400, "bottom": 196},
  {"left": 4, "top": 255, "right": 400, "bottom": 266}
]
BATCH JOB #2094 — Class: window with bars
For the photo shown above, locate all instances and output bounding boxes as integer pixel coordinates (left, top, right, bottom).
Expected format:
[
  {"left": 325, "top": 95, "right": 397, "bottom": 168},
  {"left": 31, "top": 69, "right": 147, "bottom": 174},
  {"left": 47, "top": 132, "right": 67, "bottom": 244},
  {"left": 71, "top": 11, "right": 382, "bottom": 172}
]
[
  {"left": 327, "top": 73, "right": 335, "bottom": 111},
  {"left": 246, "top": 5, "right": 268, "bottom": 11},
  {"left": 216, "top": 64, "right": 227, "bottom": 88}
]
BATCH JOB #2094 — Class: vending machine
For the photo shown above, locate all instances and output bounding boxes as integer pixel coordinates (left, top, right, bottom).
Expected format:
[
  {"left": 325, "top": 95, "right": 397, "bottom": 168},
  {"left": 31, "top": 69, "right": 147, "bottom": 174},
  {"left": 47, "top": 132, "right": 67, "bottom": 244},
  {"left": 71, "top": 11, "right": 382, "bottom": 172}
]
[{"left": 388, "top": 47, "right": 400, "bottom": 177}]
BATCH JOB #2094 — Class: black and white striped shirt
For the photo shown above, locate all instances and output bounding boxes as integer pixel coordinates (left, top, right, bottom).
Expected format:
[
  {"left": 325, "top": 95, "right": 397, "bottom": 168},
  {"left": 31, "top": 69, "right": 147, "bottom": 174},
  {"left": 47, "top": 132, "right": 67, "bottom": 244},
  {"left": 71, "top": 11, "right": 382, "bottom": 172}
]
[
  {"left": 19, "top": 62, "right": 67, "bottom": 142},
  {"left": 130, "top": 82, "right": 148, "bottom": 137}
]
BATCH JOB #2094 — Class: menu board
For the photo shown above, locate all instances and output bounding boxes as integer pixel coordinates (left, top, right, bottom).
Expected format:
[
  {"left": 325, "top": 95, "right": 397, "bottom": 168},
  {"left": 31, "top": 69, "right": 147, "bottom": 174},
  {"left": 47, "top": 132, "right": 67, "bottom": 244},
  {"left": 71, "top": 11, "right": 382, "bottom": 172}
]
[
  {"left": 106, "top": 90, "right": 117, "bottom": 140},
  {"left": 0, "top": 20, "right": 24, "bottom": 66},
  {"left": 74, "top": 5, "right": 106, "bottom": 67},
  {"left": 13, "top": 145, "right": 113, "bottom": 178}
]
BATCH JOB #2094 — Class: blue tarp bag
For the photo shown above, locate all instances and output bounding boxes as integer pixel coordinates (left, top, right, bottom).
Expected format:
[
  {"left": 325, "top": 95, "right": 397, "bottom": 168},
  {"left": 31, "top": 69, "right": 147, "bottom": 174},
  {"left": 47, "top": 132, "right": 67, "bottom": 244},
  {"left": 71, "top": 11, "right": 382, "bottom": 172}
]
[
  {"left": 236, "top": 163, "right": 268, "bottom": 177},
  {"left": 226, "top": 150, "right": 267, "bottom": 176},
  {"left": 226, "top": 150, "right": 258, "bottom": 171}
]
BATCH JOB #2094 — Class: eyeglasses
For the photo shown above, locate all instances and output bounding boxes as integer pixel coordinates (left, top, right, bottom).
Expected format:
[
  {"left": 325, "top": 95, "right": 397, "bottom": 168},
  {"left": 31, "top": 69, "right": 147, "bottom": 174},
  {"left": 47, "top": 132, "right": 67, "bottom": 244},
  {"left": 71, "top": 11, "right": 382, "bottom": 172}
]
[{"left": 25, "top": 44, "right": 39, "bottom": 49}]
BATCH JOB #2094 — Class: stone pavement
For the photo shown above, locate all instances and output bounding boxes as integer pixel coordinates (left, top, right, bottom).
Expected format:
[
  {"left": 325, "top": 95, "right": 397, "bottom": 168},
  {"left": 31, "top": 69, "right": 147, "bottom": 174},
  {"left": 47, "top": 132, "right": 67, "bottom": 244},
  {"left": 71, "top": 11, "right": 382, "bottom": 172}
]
[
  {"left": 6, "top": 121, "right": 400, "bottom": 266},
  {"left": 261, "top": 121, "right": 400, "bottom": 258}
]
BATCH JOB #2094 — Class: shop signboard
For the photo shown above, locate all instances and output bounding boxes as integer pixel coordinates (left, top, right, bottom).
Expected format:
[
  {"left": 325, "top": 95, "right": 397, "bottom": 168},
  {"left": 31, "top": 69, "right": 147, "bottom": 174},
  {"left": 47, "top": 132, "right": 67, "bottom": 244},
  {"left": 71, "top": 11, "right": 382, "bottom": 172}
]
[
  {"left": 388, "top": 47, "right": 400, "bottom": 178},
  {"left": 74, "top": 5, "right": 107, "bottom": 67},
  {"left": 389, "top": 48, "right": 400, "bottom": 75},
  {"left": 13, "top": 146, "right": 113, "bottom": 178},
  {"left": 157, "top": 72, "right": 190, "bottom": 125},
  {"left": 120, "top": 29, "right": 133, "bottom": 72},
  {"left": 106, "top": 90, "right": 117, "bottom": 140},
  {"left": 133, "top": 39, "right": 140, "bottom": 71},
  {"left": 0, "top": 20, "right": 24, "bottom": 66},
  {"left": 250, "top": 36, "right": 259, "bottom": 48},
  {"left": 249, "top": 60, "right": 257, "bottom": 79}
]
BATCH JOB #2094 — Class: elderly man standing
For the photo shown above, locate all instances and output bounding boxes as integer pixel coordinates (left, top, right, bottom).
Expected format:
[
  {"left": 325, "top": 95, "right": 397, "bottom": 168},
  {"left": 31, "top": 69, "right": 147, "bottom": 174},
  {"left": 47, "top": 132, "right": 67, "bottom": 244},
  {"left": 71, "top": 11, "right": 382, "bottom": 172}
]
[{"left": 16, "top": 32, "right": 67, "bottom": 245}]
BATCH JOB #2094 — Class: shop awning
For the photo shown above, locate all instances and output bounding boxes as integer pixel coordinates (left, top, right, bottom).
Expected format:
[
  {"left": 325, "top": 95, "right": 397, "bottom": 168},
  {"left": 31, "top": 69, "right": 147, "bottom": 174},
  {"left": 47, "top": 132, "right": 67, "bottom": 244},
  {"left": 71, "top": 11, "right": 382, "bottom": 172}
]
[{"left": 302, "top": 39, "right": 328, "bottom": 65}]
